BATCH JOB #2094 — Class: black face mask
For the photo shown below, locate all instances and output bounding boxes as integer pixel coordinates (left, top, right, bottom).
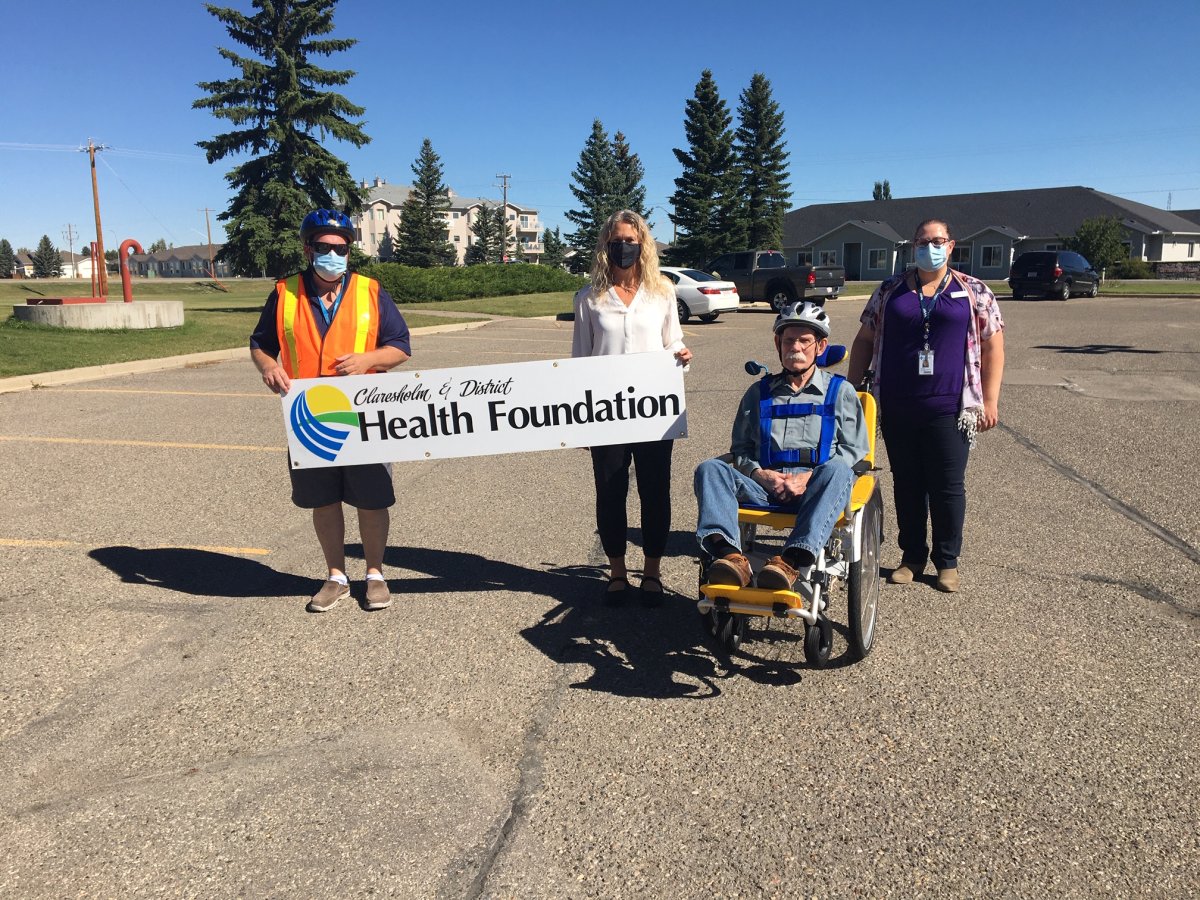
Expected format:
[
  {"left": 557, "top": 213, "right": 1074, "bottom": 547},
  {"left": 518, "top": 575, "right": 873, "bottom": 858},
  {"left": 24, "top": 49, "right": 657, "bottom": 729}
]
[{"left": 606, "top": 240, "right": 640, "bottom": 269}]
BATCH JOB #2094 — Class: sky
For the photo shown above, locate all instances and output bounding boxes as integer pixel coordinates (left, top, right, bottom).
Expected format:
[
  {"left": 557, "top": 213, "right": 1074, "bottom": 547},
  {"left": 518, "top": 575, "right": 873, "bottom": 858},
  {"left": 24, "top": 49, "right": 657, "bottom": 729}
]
[{"left": 3, "top": 0, "right": 1199, "bottom": 256}]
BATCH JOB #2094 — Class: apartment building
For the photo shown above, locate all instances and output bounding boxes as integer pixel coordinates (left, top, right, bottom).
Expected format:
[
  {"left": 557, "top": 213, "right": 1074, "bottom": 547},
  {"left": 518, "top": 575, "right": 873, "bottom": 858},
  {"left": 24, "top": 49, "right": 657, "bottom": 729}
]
[{"left": 352, "top": 177, "right": 543, "bottom": 265}]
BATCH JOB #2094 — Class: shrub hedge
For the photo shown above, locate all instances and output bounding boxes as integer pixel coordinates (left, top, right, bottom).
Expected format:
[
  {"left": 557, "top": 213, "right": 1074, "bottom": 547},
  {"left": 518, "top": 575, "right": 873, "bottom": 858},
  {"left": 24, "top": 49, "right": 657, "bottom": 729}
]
[{"left": 358, "top": 262, "right": 586, "bottom": 303}]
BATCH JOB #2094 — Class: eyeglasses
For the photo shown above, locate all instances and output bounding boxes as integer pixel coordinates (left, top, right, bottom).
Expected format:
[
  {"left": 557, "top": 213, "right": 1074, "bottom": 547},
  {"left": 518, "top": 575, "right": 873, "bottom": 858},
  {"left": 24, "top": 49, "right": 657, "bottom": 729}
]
[
  {"left": 915, "top": 237, "right": 952, "bottom": 248},
  {"left": 309, "top": 241, "right": 350, "bottom": 256},
  {"left": 780, "top": 335, "right": 819, "bottom": 349}
]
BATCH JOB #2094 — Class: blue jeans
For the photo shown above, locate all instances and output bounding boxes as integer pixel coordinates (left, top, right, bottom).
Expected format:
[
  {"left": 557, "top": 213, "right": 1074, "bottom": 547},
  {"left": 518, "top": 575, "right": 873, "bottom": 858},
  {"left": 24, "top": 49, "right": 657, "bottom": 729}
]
[{"left": 694, "top": 457, "right": 854, "bottom": 558}]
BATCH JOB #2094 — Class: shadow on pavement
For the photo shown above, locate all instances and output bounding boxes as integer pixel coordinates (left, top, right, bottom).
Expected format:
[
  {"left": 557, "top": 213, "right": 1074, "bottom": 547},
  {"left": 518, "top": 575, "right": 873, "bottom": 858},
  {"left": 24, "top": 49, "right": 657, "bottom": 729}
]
[
  {"left": 89, "top": 546, "right": 314, "bottom": 598},
  {"left": 371, "top": 544, "right": 732, "bottom": 700}
]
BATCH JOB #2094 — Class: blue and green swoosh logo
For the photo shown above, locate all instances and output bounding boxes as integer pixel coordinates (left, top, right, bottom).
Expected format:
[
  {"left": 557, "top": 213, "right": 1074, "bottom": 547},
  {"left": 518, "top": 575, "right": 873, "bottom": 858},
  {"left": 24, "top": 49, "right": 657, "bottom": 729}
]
[{"left": 290, "top": 385, "right": 358, "bottom": 461}]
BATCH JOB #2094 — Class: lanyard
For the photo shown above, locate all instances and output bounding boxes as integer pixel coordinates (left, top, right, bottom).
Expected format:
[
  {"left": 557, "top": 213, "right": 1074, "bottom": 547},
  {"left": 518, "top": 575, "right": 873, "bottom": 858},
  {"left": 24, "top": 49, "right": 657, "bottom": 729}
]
[
  {"left": 315, "top": 276, "right": 348, "bottom": 327},
  {"left": 917, "top": 270, "right": 951, "bottom": 349}
]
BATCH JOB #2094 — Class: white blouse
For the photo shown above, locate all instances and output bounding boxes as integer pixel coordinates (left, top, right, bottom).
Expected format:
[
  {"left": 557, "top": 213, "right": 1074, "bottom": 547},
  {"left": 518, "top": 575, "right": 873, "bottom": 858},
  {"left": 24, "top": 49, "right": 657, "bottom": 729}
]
[{"left": 570, "top": 282, "right": 685, "bottom": 358}]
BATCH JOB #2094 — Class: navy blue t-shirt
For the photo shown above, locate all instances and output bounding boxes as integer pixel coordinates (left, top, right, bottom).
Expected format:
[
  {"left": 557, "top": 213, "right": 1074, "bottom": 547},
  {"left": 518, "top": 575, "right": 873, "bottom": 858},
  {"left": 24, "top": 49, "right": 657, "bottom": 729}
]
[
  {"left": 249, "top": 270, "right": 411, "bottom": 358},
  {"left": 879, "top": 274, "right": 969, "bottom": 421}
]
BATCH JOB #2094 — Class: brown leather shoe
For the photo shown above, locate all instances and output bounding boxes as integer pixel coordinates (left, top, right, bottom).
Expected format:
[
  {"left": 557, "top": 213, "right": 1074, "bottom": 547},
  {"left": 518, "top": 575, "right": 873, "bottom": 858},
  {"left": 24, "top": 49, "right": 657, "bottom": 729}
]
[
  {"left": 757, "top": 555, "right": 799, "bottom": 591},
  {"left": 936, "top": 568, "right": 960, "bottom": 593},
  {"left": 706, "top": 553, "right": 751, "bottom": 588}
]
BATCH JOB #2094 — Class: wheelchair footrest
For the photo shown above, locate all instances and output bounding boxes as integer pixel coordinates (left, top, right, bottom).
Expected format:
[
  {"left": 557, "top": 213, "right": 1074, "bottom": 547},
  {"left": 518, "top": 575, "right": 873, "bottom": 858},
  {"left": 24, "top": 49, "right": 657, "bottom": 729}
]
[{"left": 698, "top": 583, "right": 807, "bottom": 619}]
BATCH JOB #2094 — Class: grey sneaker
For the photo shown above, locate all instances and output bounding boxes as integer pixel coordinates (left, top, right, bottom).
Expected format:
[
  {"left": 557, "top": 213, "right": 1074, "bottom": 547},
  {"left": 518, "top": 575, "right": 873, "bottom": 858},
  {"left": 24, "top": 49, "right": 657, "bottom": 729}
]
[
  {"left": 308, "top": 579, "right": 350, "bottom": 613},
  {"left": 364, "top": 578, "right": 392, "bottom": 610}
]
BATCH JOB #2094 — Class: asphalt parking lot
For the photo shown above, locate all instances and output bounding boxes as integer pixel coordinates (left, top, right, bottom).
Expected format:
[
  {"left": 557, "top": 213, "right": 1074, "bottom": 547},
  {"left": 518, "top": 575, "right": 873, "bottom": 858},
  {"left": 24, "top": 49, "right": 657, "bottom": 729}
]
[{"left": 1, "top": 294, "right": 1197, "bottom": 898}]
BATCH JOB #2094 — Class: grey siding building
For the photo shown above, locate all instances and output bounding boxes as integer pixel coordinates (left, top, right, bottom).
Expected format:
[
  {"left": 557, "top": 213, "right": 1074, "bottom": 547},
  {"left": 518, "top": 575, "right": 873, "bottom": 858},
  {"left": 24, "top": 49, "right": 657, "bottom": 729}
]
[{"left": 783, "top": 187, "right": 1200, "bottom": 278}]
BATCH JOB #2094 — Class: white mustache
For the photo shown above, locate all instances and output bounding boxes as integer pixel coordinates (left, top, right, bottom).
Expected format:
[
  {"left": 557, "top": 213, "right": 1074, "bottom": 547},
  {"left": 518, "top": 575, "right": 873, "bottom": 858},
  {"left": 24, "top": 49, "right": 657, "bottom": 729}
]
[{"left": 785, "top": 352, "right": 807, "bottom": 363}]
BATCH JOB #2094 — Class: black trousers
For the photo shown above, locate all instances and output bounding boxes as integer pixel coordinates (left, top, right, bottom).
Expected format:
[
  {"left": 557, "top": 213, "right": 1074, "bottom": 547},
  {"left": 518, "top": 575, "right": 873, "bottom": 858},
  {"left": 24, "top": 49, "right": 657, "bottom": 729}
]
[
  {"left": 589, "top": 440, "right": 674, "bottom": 559},
  {"left": 881, "top": 414, "right": 969, "bottom": 570}
]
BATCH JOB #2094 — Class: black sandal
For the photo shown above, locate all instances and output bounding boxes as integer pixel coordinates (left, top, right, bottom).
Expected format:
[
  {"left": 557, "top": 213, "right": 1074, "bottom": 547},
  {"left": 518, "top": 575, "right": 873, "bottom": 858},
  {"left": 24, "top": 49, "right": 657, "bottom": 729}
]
[
  {"left": 602, "top": 576, "right": 630, "bottom": 604},
  {"left": 639, "top": 576, "right": 665, "bottom": 606}
]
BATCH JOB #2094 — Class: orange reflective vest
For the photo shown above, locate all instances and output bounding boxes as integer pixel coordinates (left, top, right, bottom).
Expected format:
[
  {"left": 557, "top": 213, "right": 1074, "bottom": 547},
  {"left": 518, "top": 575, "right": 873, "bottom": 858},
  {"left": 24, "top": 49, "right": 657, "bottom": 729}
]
[{"left": 274, "top": 273, "right": 382, "bottom": 378}]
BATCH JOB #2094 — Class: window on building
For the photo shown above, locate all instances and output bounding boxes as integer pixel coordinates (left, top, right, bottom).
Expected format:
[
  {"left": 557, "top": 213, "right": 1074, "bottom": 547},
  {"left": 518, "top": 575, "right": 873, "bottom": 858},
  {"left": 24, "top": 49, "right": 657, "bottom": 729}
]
[
  {"left": 818, "top": 249, "right": 837, "bottom": 266},
  {"left": 375, "top": 209, "right": 384, "bottom": 221},
  {"left": 950, "top": 243, "right": 972, "bottom": 270},
  {"left": 1189, "top": 242, "right": 1195, "bottom": 258},
  {"left": 982, "top": 245, "right": 1003, "bottom": 268},
  {"left": 508, "top": 213, "right": 516, "bottom": 221},
  {"left": 520, "top": 215, "right": 530, "bottom": 228},
  {"left": 452, "top": 212, "right": 459, "bottom": 219},
  {"left": 1044, "top": 243, "right": 1061, "bottom": 251},
  {"left": 453, "top": 235, "right": 460, "bottom": 242},
  {"left": 867, "top": 248, "right": 887, "bottom": 270},
  {"left": 797, "top": 248, "right": 813, "bottom": 266}
]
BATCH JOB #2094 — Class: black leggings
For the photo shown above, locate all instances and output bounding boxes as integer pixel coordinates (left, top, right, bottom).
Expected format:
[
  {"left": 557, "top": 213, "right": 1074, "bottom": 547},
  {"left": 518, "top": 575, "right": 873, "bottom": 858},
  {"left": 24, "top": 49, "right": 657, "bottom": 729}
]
[
  {"left": 589, "top": 440, "right": 674, "bottom": 559},
  {"left": 881, "top": 414, "right": 970, "bottom": 570}
]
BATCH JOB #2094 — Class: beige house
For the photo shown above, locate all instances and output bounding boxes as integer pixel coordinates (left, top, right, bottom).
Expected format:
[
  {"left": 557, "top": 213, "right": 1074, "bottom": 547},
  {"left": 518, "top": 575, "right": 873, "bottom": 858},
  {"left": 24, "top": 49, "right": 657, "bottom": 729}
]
[{"left": 352, "top": 177, "right": 543, "bottom": 265}]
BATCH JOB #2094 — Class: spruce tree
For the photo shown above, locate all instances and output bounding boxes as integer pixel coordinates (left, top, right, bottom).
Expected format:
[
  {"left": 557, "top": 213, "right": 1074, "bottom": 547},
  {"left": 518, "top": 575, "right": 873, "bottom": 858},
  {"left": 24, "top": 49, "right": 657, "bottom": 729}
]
[
  {"left": 669, "top": 70, "right": 746, "bottom": 268},
  {"left": 735, "top": 73, "right": 791, "bottom": 249},
  {"left": 611, "top": 131, "right": 648, "bottom": 220},
  {"left": 564, "top": 119, "right": 621, "bottom": 271},
  {"left": 194, "top": 0, "right": 369, "bottom": 277},
  {"left": 466, "top": 204, "right": 500, "bottom": 265},
  {"left": 32, "top": 235, "right": 63, "bottom": 278},
  {"left": 394, "top": 138, "right": 457, "bottom": 267},
  {"left": 541, "top": 226, "right": 566, "bottom": 269},
  {"left": 0, "top": 239, "right": 15, "bottom": 278},
  {"left": 498, "top": 207, "right": 518, "bottom": 262}
]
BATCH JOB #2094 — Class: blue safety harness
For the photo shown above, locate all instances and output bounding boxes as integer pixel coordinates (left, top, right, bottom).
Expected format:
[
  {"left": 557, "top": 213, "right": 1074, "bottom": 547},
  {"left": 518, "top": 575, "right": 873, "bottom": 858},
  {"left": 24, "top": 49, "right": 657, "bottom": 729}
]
[{"left": 757, "top": 373, "right": 845, "bottom": 469}]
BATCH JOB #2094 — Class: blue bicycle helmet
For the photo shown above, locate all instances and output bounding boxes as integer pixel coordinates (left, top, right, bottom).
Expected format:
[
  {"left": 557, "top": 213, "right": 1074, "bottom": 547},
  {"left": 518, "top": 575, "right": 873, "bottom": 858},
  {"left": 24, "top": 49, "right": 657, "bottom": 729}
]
[{"left": 300, "top": 208, "right": 355, "bottom": 243}]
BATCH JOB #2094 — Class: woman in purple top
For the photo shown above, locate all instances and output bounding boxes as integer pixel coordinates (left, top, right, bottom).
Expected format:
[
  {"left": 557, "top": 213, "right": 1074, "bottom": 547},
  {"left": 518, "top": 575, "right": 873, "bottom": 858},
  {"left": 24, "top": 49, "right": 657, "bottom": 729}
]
[{"left": 847, "top": 219, "right": 1005, "bottom": 592}]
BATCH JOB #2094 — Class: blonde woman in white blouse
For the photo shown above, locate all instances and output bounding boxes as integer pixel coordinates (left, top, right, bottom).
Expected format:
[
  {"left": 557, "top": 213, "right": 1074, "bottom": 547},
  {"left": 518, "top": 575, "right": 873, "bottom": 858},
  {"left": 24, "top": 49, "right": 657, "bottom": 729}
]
[{"left": 571, "top": 210, "right": 693, "bottom": 604}]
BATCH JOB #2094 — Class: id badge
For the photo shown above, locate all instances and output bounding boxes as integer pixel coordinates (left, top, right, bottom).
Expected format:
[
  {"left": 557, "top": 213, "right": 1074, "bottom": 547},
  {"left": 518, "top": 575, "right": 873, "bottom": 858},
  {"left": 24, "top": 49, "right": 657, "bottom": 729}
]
[{"left": 918, "top": 349, "right": 934, "bottom": 376}]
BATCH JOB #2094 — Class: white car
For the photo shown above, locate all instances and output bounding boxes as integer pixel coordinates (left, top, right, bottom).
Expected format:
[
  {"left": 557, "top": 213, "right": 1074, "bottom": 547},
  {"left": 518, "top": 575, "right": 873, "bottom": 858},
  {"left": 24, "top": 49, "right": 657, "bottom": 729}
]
[{"left": 661, "top": 266, "right": 740, "bottom": 324}]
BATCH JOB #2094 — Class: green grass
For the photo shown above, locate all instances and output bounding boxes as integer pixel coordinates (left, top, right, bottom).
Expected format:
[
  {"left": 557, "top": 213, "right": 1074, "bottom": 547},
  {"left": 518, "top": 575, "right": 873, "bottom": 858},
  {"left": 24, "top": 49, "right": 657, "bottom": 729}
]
[
  {"left": 401, "top": 291, "right": 576, "bottom": 317},
  {"left": 0, "top": 278, "right": 475, "bottom": 378}
]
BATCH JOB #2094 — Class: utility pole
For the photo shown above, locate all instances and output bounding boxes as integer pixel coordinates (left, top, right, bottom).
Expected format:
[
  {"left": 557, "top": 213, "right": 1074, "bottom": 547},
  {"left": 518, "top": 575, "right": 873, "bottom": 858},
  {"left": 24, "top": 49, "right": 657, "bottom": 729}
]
[
  {"left": 496, "top": 173, "right": 511, "bottom": 262},
  {"left": 199, "top": 207, "right": 215, "bottom": 278},
  {"left": 62, "top": 224, "right": 77, "bottom": 278},
  {"left": 81, "top": 139, "right": 110, "bottom": 297}
]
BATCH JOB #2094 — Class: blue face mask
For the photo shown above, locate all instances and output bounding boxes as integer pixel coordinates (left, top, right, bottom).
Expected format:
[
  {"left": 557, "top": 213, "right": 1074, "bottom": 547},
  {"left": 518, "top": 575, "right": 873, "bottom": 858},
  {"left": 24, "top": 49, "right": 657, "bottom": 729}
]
[
  {"left": 312, "top": 250, "right": 347, "bottom": 280},
  {"left": 915, "top": 242, "right": 949, "bottom": 272}
]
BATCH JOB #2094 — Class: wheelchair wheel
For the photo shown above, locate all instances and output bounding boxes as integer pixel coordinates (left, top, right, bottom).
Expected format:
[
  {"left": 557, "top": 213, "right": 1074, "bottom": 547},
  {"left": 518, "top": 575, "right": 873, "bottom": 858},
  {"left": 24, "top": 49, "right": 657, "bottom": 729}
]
[
  {"left": 847, "top": 488, "right": 882, "bottom": 660},
  {"left": 717, "top": 611, "right": 747, "bottom": 652},
  {"left": 804, "top": 615, "right": 833, "bottom": 668}
]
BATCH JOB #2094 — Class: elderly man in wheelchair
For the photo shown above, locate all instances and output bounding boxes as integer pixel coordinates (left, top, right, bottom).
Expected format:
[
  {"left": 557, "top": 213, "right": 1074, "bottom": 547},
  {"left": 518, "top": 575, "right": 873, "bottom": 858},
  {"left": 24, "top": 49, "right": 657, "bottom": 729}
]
[{"left": 693, "top": 301, "right": 882, "bottom": 666}]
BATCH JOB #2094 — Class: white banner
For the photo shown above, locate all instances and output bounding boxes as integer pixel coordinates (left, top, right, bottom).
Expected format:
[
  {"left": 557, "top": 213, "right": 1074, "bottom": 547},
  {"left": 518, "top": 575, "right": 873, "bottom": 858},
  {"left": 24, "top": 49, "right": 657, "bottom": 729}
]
[{"left": 282, "top": 351, "right": 688, "bottom": 468}]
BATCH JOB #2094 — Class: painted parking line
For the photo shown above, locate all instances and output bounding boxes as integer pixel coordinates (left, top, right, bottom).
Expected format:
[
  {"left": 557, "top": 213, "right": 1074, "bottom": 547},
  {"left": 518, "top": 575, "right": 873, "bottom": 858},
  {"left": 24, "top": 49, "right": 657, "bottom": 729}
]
[
  {"left": 0, "top": 436, "right": 284, "bottom": 453},
  {"left": 0, "top": 538, "right": 271, "bottom": 555},
  {"left": 53, "top": 388, "right": 270, "bottom": 398}
]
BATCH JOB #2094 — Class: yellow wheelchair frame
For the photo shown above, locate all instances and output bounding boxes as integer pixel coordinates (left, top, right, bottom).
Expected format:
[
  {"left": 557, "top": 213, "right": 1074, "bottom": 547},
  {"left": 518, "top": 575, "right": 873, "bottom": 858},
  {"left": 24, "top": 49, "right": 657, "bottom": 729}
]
[{"left": 698, "top": 390, "right": 882, "bottom": 668}]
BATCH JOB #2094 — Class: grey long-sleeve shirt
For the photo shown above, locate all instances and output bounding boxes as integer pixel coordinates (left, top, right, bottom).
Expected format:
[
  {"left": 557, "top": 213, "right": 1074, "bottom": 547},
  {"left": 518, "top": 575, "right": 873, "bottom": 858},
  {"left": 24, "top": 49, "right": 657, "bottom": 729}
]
[{"left": 730, "top": 368, "right": 869, "bottom": 476}]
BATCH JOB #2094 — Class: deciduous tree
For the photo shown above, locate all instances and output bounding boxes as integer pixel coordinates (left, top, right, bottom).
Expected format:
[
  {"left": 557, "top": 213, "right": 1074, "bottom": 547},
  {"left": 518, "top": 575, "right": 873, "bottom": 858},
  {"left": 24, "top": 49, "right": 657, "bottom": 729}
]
[
  {"left": 1063, "top": 215, "right": 1127, "bottom": 272},
  {"left": 148, "top": 238, "right": 168, "bottom": 253},
  {"left": 394, "top": 138, "right": 457, "bottom": 267},
  {"left": 194, "top": 0, "right": 369, "bottom": 277},
  {"left": 873, "top": 179, "right": 892, "bottom": 201},
  {"left": 735, "top": 73, "right": 791, "bottom": 249},
  {"left": 669, "top": 70, "right": 745, "bottom": 268}
]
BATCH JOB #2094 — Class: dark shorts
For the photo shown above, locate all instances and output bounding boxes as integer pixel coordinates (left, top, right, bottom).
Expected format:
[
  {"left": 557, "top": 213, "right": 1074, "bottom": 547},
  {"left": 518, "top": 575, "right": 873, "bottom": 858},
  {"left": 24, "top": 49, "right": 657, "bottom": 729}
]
[{"left": 288, "top": 460, "right": 396, "bottom": 510}]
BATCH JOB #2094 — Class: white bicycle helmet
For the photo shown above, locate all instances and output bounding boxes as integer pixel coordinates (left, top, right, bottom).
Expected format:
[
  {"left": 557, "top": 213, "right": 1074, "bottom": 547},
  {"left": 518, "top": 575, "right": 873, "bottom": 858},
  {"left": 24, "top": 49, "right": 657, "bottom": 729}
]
[{"left": 773, "top": 301, "right": 830, "bottom": 338}]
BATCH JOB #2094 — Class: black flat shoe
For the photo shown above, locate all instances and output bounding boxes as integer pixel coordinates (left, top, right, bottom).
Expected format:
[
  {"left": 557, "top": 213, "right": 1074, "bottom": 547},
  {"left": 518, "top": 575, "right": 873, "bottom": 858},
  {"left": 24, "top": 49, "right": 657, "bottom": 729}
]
[
  {"left": 639, "top": 576, "right": 664, "bottom": 607},
  {"left": 602, "top": 576, "right": 630, "bottom": 605}
]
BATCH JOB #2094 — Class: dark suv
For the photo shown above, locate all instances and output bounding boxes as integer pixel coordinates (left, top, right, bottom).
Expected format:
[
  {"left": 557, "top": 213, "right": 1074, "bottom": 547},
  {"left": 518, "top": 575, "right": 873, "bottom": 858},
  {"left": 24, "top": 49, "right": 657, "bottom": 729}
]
[{"left": 1009, "top": 250, "right": 1099, "bottom": 300}]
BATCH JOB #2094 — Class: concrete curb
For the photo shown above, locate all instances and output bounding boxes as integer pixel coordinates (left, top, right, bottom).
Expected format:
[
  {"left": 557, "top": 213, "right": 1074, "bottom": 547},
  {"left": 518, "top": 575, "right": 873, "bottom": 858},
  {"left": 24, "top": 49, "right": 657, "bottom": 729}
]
[{"left": 0, "top": 318, "right": 498, "bottom": 395}]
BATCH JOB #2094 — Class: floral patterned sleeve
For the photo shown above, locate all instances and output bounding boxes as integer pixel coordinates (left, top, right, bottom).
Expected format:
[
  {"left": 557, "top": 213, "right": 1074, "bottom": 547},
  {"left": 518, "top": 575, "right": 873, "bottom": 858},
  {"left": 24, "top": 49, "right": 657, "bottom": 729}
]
[{"left": 975, "top": 281, "right": 1005, "bottom": 339}]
